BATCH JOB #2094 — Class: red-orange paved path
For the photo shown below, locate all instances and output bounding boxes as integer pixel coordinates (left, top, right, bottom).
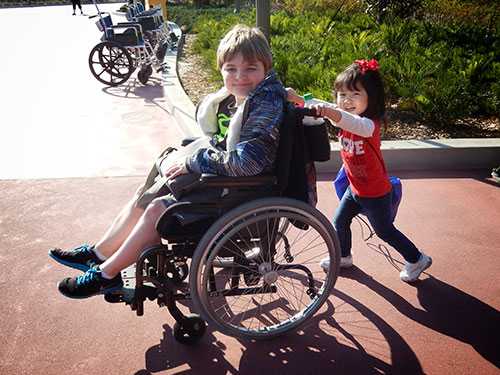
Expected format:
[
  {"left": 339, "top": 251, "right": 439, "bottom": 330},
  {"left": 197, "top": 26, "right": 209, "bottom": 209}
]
[
  {"left": 1, "top": 171, "right": 499, "bottom": 374},
  {"left": 1, "top": 4, "right": 499, "bottom": 375}
]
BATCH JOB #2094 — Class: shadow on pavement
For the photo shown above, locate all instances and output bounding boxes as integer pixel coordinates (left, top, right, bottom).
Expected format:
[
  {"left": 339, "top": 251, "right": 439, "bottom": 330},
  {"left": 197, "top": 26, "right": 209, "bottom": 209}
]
[
  {"left": 102, "top": 77, "right": 174, "bottom": 110},
  {"left": 135, "top": 290, "right": 423, "bottom": 374},
  {"left": 342, "top": 267, "right": 500, "bottom": 369}
]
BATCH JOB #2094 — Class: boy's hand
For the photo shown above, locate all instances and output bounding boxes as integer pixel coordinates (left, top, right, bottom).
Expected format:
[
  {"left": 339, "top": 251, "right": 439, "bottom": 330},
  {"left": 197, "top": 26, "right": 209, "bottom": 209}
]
[
  {"left": 286, "top": 88, "right": 305, "bottom": 106},
  {"left": 164, "top": 161, "right": 188, "bottom": 180}
]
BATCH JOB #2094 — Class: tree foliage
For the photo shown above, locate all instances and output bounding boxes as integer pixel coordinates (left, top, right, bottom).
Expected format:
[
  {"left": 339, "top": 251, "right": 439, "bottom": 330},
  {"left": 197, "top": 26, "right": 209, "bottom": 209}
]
[{"left": 169, "top": 2, "right": 500, "bottom": 123}]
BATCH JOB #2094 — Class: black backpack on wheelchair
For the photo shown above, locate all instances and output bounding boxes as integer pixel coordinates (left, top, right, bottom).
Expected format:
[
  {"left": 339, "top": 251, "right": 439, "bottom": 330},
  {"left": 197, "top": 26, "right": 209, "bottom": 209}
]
[{"left": 106, "top": 104, "right": 341, "bottom": 344}]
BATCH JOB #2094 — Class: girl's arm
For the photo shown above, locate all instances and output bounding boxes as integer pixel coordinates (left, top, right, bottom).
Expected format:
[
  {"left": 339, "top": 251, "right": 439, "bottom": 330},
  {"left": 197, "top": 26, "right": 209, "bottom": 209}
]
[
  {"left": 286, "top": 88, "right": 305, "bottom": 106},
  {"left": 186, "top": 91, "right": 284, "bottom": 177},
  {"left": 316, "top": 105, "right": 375, "bottom": 138}
]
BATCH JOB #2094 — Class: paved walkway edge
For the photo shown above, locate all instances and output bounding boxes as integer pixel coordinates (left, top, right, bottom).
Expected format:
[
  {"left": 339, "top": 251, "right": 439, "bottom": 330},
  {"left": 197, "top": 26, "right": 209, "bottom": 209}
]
[
  {"left": 162, "top": 34, "right": 202, "bottom": 139},
  {"left": 165, "top": 35, "right": 500, "bottom": 173},
  {"left": 317, "top": 138, "right": 500, "bottom": 172}
]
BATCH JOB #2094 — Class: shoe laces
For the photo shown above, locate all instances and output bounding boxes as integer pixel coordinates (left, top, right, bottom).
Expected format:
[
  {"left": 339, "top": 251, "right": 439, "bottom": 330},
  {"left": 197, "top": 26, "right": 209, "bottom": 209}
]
[
  {"left": 76, "top": 268, "right": 99, "bottom": 287},
  {"left": 74, "top": 244, "right": 92, "bottom": 255}
]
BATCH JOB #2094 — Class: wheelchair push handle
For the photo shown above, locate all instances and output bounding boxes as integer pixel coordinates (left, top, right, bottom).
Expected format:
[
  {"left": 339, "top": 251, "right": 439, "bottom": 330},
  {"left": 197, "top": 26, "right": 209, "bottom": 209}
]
[
  {"left": 295, "top": 107, "right": 320, "bottom": 118},
  {"left": 88, "top": 12, "right": 108, "bottom": 19}
]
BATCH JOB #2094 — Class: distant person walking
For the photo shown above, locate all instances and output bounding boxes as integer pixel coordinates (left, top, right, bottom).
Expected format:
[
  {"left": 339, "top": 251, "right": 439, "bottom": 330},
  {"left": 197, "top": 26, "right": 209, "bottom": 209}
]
[{"left": 71, "top": 0, "right": 83, "bottom": 15}]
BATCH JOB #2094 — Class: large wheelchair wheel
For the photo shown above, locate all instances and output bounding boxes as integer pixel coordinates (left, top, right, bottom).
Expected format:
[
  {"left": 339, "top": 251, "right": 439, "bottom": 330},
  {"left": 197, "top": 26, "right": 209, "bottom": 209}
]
[
  {"left": 189, "top": 197, "right": 341, "bottom": 340},
  {"left": 88, "top": 42, "right": 134, "bottom": 86}
]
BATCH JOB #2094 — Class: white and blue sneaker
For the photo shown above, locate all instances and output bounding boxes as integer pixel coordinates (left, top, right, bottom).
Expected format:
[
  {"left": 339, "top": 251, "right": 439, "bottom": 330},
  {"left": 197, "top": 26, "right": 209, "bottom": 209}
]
[
  {"left": 320, "top": 254, "right": 353, "bottom": 272},
  {"left": 400, "top": 253, "right": 432, "bottom": 282}
]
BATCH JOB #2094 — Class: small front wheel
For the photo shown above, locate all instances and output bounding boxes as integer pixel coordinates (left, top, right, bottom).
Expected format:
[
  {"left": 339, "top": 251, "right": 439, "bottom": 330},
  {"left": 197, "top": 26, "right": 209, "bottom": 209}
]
[
  {"left": 173, "top": 314, "right": 206, "bottom": 345},
  {"left": 137, "top": 65, "right": 153, "bottom": 85},
  {"left": 173, "top": 262, "right": 189, "bottom": 283}
]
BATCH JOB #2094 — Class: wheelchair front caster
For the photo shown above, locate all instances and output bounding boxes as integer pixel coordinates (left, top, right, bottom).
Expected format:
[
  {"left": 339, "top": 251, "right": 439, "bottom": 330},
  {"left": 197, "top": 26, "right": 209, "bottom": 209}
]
[
  {"left": 138, "top": 65, "right": 153, "bottom": 85},
  {"left": 155, "top": 41, "right": 169, "bottom": 61},
  {"left": 173, "top": 314, "right": 206, "bottom": 345},
  {"left": 173, "top": 263, "right": 189, "bottom": 283}
]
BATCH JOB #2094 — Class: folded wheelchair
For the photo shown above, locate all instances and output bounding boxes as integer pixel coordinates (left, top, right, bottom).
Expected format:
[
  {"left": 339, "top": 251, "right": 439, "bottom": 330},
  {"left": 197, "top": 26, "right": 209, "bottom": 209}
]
[
  {"left": 87, "top": 0, "right": 179, "bottom": 86},
  {"left": 125, "top": 0, "right": 177, "bottom": 58},
  {"left": 104, "top": 105, "right": 341, "bottom": 344}
]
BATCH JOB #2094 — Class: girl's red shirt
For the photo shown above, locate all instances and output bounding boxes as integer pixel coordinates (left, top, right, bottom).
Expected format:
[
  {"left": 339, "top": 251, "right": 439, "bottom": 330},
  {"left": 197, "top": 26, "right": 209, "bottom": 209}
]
[{"left": 339, "top": 119, "right": 392, "bottom": 198}]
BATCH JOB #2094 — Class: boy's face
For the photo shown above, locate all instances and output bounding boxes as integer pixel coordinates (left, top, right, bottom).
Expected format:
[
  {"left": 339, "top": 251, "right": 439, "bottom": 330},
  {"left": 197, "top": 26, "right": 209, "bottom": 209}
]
[
  {"left": 221, "top": 53, "right": 266, "bottom": 100},
  {"left": 336, "top": 83, "right": 368, "bottom": 116}
]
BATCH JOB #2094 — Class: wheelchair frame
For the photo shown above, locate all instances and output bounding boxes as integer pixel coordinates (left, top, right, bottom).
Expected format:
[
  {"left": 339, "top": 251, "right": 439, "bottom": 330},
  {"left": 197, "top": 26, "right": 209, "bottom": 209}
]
[
  {"left": 104, "top": 106, "right": 341, "bottom": 344},
  {"left": 87, "top": 0, "right": 179, "bottom": 86}
]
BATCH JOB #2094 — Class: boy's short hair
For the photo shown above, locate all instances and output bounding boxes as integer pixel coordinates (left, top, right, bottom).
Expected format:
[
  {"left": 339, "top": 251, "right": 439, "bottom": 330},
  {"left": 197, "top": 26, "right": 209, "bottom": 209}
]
[{"left": 217, "top": 24, "right": 272, "bottom": 72}]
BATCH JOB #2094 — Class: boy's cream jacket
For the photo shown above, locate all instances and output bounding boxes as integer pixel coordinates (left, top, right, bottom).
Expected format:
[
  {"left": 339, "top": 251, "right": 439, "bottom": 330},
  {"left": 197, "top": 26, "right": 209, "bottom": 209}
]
[{"left": 196, "top": 87, "right": 246, "bottom": 152}]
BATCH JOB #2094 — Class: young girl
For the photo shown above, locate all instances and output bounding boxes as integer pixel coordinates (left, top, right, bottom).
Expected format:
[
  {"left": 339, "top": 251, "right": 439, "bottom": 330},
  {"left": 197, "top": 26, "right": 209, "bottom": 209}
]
[
  {"left": 50, "top": 24, "right": 288, "bottom": 298},
  {"left": 290, "top": 59, "right": 431, "bottom": 282}
]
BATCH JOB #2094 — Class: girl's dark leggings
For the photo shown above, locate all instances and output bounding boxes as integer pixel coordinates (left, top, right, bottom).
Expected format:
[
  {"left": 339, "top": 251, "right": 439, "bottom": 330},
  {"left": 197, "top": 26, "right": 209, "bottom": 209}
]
[{"left": 333, "top": 186, "right": 421, "bottom": 263}]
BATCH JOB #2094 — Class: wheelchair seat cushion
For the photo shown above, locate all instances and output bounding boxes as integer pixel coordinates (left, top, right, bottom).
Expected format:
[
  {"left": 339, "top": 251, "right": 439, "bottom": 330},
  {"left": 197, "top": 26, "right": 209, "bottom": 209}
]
[
  {"left": 156, "top": 187, "right": 276, "bottom": 240},
  {"left": 110, "top": 28, "right": 143, "bottom": 46},
  {"left": 164, "top": 173, "right": 203, "bottom": 200},
  {"left": 137, "top": 17, "right": 160, "bottom": 31}
]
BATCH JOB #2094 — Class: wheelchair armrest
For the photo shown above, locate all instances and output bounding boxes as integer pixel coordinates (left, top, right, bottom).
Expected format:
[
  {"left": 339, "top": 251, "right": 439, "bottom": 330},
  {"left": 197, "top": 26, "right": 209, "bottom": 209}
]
[
  {"left": 112, "top": 23, "right": 143, "bottom": 37},
  {"left": 138, "top": 7, "right": 162, "bottom": 17},
  {"left": 181, "top": 137, "right": 201, "bottom": 147},
  {"left": 135, "top": 14, "right": 160, "bottom": 21},
  {"left": 114, "top": 22, "right": 142, "bottom": 30},
  {"left": 199, "top": 174, "right": 276, "bottom": 188}
]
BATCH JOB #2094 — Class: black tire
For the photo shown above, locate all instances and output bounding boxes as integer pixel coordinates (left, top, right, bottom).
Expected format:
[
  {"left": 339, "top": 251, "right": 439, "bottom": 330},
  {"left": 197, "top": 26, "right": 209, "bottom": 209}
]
[
  {"left": 137, "top": 65, "right": 153, "bottom": 85},
  {"left": 88, "top": 42, "right": 134, "bottom": 86},
  {"left": 189, "top": 197, "right": 340, "bottom": 340},
  {"left": 173, "top": 314, "right": 206, "bottom": 345}
]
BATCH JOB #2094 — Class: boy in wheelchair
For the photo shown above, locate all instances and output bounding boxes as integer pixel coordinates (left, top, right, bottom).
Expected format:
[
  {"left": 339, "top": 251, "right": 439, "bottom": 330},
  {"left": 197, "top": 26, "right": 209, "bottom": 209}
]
[{"left": 50, "top": 24, "right": 289, "bottom": 299}]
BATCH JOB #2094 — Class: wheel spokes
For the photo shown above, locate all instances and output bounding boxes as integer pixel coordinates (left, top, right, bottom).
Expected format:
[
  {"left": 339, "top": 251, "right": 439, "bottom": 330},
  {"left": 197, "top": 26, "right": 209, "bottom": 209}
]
[
  {"left": 201, "top": 209, "right": 334, "bottom": 334},
  {"left": 88, "top": 42, "right": 133, "bottom": 86}
]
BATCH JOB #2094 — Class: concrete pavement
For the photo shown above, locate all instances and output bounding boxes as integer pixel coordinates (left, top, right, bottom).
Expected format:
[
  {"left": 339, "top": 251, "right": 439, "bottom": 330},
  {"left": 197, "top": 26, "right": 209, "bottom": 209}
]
[
  {"left": 0, "top": 3, "right": 181, "bottom": 179},
  {"left": 0, "top": 4, "right": 499, "bottom": 375}
]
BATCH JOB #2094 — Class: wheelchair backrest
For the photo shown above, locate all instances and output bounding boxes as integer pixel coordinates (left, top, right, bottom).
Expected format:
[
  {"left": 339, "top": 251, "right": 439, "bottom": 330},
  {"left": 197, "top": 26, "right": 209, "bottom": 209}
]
[
  {"left": 274, "top": 104, "right": 330, "bottom": 203},
  {"left": 96, "top": 14, "right": 113, "bottom": 32},
  {"left": 126, "top": 5, "right": 138, "bottom": 20}
]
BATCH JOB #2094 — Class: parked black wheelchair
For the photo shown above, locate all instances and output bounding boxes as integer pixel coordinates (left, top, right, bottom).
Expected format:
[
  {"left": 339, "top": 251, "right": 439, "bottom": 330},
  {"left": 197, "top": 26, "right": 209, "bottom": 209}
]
[{"left": 104, "top": 105, "right": 341, "bottom": 344}]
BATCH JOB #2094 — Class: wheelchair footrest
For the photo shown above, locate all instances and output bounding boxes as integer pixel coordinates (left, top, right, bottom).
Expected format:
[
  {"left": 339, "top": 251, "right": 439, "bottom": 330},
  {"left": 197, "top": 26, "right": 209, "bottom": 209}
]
[{"left": 103, "top": 265, "right": 157, "bottom": 305}]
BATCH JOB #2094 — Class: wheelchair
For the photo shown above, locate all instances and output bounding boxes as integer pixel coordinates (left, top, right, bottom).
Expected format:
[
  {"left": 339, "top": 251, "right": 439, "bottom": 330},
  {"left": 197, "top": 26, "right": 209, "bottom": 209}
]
[
  {"left": 104, "top": 105, "right": 341, "bottom": 344},
  {"left": 87, "top": 0, "right": 179, "bottom": 86},
  {"left": 124, "top": 0, "right": 178, "bottom": 61}
]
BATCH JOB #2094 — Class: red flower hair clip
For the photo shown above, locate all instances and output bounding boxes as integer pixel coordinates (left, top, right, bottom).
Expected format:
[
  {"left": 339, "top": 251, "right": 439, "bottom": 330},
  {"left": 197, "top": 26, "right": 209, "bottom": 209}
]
[{"left": 354, "top": 59, "right": 379, "bottom": 74}]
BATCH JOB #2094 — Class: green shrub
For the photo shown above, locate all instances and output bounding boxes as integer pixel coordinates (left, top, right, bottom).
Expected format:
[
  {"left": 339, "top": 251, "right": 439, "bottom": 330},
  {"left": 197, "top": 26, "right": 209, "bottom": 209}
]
[
  {"left": 178, "top": 3, "right": 499, "bottom": 124},
  {"left": 168, "top": 4, "right": 240, "bottom": 32}
]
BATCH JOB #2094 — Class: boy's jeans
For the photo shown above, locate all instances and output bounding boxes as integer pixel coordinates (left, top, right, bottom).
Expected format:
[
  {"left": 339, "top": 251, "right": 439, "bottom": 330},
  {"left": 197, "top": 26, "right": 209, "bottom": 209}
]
[{"left": 333, "top": 186, "right": 421, "bottom": 263}]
